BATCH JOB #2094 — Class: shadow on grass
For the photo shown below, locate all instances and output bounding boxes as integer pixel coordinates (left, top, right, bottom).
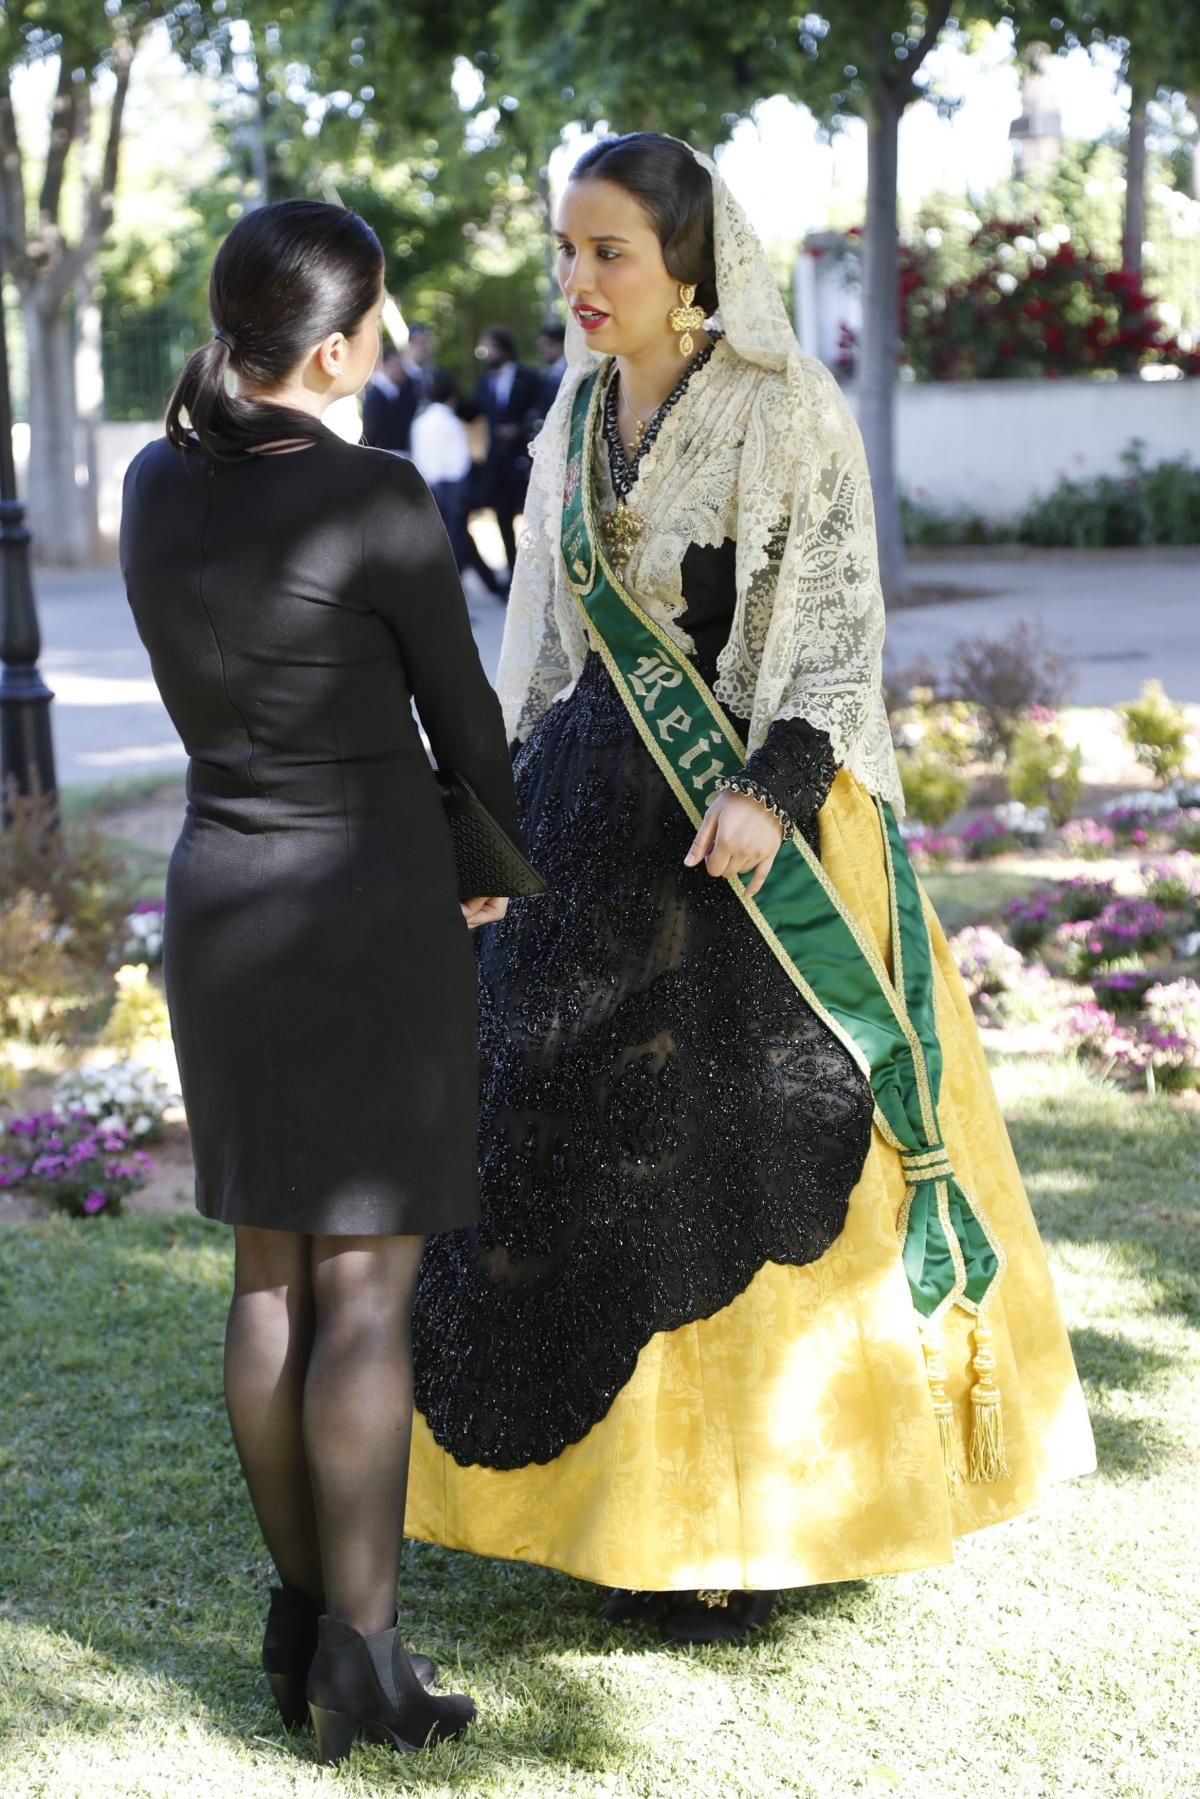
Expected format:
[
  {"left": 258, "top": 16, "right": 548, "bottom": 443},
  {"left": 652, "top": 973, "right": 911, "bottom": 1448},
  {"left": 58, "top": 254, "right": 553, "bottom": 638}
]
[
  {"left": 0, "top": 1218, "right": 649, "bottom": 1782},
  {"left": 1008, "top": 1096, "right": 1200, "bottom": 1335}
]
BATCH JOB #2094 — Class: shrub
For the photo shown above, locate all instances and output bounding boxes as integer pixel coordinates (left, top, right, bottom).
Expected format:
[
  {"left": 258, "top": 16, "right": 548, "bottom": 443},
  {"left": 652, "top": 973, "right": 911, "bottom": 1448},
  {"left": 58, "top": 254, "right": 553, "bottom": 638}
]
[
  {"left": 52, "top": 1060, "right": 175, "bottom": 1143},
  {"left": 947, "top": 621, "right": 1073, "bottom": 757},
  {"left": 949, "top": 925, "right": 1024, "bottom": 998},
  {"left": 0, "top": 790, "right": 134, "bottom": 968},
  {"left": 909, "top": 831, "right": 963, "bottom": 869},
  {"left": 898, "top": 753, "right": 968, "bottom": 828},
  {"left": 0, "top": 889, "right": 75, "bottom": 1038},
  {"left": 0, "top": 1109, "right": 151, "bottom": 1218},
  {"left": 1055, "top": 1000, "right": 1124, "bottom": 1061},
  {"left": 961, "top": 814, "right": 1018, "bottom": 860},
  {"left": 120, "top": 899, "right": 165, "bottom": 967},
  {"left": 1139, "top": 978, "right": 1200, "bottom": 1090},
  {"left": 1091, "top": 965, "right": 1158, "bottom": 1016},
  {"left": 1118, "top": 681, "right": 1193, "bottom": 788},
  {"left": 1056, "top": 875, "right": 1118, "bottom": 922},
  {"left": 101, "top": 964, "right": 173, "bottom": 1053},
  {"left": 901, "top": 496, "right": 1006, "bottom": 547},
  {"left": 1007, "top": 716, "right": 1083, "bottom": 826},
  {"left": 1139, "top": 854, "right": 1200, "bottom": 912},
  {"left": 1168, "top": 808, "right": 1200, "bottom": 852},
  {"left": 883, "top": 655, "right": 944, "bottom": 723},
  {"left": 1059, "top": 818, "right": 1116, "bottom": 861},
  {"left": 1004, "top": 887, "right": 1063, "bottom": 952},
  {"left": 1019, "top": 445, "right": 1200, "bottom": 550}
]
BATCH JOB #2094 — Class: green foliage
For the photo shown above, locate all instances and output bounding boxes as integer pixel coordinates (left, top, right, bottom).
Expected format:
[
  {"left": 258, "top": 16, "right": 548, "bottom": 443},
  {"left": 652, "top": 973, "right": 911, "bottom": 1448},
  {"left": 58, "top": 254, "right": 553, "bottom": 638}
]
[
  {"left": 1118, "top": 680, "right": 1194, "bottom": 787},
  {"left": 948, "top": 622, "right": 1074, "bottom": 758},
  {"left": 1019, "top": 442, "right": 1200, "bottom": 547},
  {"left": 1007, "top": 717, "right": 1084, "bottom": 826},
  {"left": 898, "top": 752, "right": 969, "bottom": 827},
  {"left": 901, "top": 494, "right": 1007, "bottom": 546},
  {"left": 101, "top": 964, "right": 173, "bottom": 1053},
  {"left": 0, "top": 891, "right": 75, "bottom": 1040},
  {"left": 0, "top": 793, "right": 133, "bottom": 971}
]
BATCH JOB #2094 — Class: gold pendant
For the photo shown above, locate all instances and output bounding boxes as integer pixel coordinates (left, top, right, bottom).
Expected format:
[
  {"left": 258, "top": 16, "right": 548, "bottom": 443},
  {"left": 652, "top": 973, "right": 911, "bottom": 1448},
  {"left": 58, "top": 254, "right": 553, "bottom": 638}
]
[
  {"left": 669, "top": 282, "right": 706, "bottom": 358},
  {"left": 599, "top": 499, "right": 645, "bottom": 572}
]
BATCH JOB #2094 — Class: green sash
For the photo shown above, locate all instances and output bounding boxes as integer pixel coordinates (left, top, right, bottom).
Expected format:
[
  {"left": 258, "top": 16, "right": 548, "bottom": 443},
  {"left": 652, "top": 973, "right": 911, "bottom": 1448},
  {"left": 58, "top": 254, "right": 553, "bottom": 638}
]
[{"left": 561, "top": 368, "right": 1010, "bottom": 1486}]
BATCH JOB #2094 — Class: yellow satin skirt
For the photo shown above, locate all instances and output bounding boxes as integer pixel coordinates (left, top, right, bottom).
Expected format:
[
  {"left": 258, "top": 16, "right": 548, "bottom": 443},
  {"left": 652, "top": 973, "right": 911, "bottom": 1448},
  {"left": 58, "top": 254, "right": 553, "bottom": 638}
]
[{"left": 406, "top": 771, "right": 1096, "bottom": 1590}]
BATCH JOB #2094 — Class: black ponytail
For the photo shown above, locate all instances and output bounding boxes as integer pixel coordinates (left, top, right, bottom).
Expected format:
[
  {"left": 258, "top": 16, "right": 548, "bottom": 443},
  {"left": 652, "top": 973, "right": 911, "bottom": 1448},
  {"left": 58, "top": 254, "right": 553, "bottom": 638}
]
[{"left": 166, "top": 200, "right": 384, "bottom": 460}]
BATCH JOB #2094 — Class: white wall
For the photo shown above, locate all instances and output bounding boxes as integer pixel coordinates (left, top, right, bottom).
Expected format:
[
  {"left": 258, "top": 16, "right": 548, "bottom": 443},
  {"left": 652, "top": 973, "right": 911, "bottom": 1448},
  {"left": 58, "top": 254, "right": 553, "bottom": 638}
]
[{"left": 867, "top": 376, "right": 1199, "bottom": 519}]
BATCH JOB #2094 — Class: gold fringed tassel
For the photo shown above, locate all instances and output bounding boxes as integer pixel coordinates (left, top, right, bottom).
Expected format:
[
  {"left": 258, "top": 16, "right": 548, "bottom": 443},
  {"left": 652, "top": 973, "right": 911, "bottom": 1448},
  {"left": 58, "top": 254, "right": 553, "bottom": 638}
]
[
  {"left": 968, "top": 1318, "right": 1011, "bottom": 1483},
  {"left": 922, "top": 1337, "right": 962, "bottom": 1494}
]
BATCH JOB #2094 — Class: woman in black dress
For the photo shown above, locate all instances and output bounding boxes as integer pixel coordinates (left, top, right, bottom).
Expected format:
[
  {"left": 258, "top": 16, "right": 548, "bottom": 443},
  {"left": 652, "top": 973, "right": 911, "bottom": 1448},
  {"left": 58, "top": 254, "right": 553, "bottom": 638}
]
[{"left": 120, "top": 201, "right": 516, "bottom": 1761}]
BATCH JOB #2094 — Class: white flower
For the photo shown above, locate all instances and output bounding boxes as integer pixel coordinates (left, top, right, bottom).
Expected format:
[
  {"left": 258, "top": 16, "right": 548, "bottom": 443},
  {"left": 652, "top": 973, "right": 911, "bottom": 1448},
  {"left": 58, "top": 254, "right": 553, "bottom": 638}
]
[{"left": 133, "top": 1115, "right": 152, "bottom": 1136}]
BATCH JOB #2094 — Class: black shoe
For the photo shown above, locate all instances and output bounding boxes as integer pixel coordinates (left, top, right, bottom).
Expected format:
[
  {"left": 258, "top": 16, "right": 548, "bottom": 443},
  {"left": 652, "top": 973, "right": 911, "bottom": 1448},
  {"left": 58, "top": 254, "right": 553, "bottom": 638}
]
[
  {"left": 262, "top": 1588, "right": 435, "bottom": 1731},
  {"left": 601, "top": 1587, "right": 777, "bottom": 1644},
  {"left": 658, "top": 1589, "right": 778, "bottom": 1645},
  {"left": 307, "top": 1616, "right": 475, "bottom": 1764}
]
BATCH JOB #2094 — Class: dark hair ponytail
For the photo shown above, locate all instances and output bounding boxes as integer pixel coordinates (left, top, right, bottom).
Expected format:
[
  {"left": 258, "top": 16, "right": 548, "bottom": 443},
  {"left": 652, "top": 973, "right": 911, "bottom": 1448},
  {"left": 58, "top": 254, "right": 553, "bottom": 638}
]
[
  {"left": 571, "top": 133, "right": 718, "bottom": 315},
  {"left": 166, "top": 200, "right": 384, "bottom": 459}
]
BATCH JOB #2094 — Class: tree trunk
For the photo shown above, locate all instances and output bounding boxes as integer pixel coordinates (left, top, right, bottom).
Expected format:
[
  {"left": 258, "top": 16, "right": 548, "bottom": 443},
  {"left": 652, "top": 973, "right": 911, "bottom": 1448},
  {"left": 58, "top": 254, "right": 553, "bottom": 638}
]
[
  {"left": 859, "top": 83, "right": 906, "bottom": 607},
  {"left": 22, "top": 294, "right": 93, "bottom": 567},
  {"left": 1123, "top": 66, "right": 1149, "bottom": 279},
  {"left": 74, "top": 265, "right": 103, "bottom": 562}
]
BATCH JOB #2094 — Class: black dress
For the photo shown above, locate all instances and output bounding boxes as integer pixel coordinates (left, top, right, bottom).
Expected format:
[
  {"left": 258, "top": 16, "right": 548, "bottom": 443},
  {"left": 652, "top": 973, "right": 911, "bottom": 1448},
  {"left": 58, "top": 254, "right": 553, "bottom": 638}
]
[
  {"left": 119, "top": 426, "right": 518, "bottom": 1235},
  {"left": 412, "top": 537, "right": 876, "bottom": 1468}
]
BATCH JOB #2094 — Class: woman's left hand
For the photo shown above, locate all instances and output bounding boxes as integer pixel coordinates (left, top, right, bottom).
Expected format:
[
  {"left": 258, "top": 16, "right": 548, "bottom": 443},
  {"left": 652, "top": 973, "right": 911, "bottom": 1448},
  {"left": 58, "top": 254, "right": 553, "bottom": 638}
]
[{"left": 684, "top": 791, "right": 784, "bottom": 900}]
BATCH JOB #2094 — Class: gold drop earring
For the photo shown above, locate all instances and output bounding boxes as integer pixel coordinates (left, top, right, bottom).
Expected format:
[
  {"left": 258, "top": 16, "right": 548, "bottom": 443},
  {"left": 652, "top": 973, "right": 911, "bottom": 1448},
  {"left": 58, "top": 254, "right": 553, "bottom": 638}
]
[{"left": 668, "top": 283, "right": 705, "bottom": 357}]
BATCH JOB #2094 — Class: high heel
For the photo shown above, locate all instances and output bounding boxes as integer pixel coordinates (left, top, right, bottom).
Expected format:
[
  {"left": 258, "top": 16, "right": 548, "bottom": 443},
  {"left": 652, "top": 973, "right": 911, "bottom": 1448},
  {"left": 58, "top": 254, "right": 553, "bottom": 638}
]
[
  {"left": 307, "top": 1615, "right": 475, "bottom": 1764},
  {"left": 262, "top": 1586, "right": 437, "bottom": 1730},
  {"left": 262, "top": 1586, "right": 323, "bottom": 1730}
]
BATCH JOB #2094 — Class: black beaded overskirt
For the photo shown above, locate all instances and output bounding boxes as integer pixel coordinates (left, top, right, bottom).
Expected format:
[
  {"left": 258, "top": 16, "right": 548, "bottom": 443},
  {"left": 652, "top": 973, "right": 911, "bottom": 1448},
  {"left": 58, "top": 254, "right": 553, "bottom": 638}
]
[{"left": 412, "top": 651, "right": 874, "bottom": 1469}]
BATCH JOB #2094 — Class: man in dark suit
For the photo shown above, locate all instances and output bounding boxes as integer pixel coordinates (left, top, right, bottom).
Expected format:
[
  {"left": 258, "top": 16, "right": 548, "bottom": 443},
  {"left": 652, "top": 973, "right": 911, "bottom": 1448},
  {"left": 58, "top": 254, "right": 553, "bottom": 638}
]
[
  {"left": 362, "top": 345, "right": 419, "bottom": 454},
  {"left": 473, "top": 326, "right": 544, "bottom": 580}
]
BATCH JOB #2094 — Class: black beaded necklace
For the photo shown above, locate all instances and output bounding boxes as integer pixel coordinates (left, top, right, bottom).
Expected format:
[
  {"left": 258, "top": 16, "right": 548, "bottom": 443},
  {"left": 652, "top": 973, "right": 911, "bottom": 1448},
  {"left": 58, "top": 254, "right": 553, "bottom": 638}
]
[{"left": 602, "top": 335, "right": 721, "bottom": 501}]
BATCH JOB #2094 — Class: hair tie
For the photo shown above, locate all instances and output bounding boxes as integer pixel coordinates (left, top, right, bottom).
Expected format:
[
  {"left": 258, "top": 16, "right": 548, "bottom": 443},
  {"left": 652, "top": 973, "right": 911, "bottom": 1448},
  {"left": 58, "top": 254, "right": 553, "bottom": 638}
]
[{"left": 213, "top": 326, "right": 237, "bottom": 353}]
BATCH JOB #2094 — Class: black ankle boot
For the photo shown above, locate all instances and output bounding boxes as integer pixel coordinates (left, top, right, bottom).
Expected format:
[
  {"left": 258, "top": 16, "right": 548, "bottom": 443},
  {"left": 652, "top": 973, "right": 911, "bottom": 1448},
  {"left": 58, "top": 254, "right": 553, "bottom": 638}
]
[
  {"left": 262, "top": 1588, "right": 436, "bottom": 1730},
  {"left": 307, "top": 1616, "right": 475, "bottom": 1763}
]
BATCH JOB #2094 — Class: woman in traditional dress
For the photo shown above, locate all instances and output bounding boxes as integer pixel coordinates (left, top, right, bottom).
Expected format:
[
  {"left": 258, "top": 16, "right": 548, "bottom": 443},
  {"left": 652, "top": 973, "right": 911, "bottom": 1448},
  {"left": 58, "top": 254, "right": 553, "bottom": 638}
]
[{"left": 406, "top": 134, "right": 1095, "bottom": 1643}]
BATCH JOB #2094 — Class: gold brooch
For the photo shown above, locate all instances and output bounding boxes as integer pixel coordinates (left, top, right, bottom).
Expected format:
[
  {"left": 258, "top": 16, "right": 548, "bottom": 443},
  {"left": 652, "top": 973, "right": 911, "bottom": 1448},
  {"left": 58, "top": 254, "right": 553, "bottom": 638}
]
[{"left": 599, "top": 499, "right": 645, "bottom": 572}]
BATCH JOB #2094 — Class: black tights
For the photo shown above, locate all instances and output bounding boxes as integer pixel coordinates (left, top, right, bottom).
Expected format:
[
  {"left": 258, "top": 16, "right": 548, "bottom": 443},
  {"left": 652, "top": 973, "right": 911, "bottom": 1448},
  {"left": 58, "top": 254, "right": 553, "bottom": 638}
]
[{"left": 224, "top": 1227, "right": 425, "bottom": 1636}]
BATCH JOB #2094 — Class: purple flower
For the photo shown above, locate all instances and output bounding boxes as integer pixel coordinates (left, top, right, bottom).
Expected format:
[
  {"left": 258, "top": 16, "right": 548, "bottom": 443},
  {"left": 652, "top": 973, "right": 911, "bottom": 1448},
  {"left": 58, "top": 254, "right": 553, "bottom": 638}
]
[{"left": 83, "top": 1191, "right": 108, "bottom": 1215}]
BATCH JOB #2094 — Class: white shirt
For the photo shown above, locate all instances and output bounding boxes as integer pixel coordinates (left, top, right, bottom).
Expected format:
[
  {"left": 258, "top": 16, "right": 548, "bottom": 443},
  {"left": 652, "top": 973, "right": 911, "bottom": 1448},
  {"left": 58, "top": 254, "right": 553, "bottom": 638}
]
[
  {"left": 490, "top": 361, "right": 517, "bottom": 409},
  {"left": 411, "top": 402, "right": 471, "bottom": 486}
]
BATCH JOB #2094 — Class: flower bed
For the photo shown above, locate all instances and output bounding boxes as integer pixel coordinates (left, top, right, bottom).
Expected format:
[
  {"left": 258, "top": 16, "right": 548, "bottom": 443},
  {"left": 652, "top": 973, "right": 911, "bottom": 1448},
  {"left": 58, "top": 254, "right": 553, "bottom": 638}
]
[
  {"left": 0, "top": 1109, "right": 152, "bottom": 1218},
  {"left": 946, "top": 825, "right": 1200, "bottom": 1094}
]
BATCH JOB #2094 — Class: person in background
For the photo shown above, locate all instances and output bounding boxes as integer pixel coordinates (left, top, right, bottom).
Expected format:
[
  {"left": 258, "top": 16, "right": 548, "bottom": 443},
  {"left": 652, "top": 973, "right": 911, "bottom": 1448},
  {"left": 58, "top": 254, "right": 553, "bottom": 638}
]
[
  {"left": 536, "top": 321, "right": 567, "bottom": 410},
  {"left": 411, "top": 371, "right": 472, "bottom": 574},
  {"left": 472, "top": 326, "right": 543, "bottom": 582},
  {"left": 402, "top": 322, "right": 439, "bottom": 405},
  {"left": 362, "top": 343, "right": 418, "bottom": 454}
]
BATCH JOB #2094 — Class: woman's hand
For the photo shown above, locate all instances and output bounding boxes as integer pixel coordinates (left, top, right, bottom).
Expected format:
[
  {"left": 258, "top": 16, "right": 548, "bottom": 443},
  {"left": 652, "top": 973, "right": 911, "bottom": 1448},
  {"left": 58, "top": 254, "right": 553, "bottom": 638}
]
[
  {"left": 684, "top": 791, "right": 784, "bottom": 900},
  {"left": 461, "top": 896, "right": 510, "bottom": 929}
]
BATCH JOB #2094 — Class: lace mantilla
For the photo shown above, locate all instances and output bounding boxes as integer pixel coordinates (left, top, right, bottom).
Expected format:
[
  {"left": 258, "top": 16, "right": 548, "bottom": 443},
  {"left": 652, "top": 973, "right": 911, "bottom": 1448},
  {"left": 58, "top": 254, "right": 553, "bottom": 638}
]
[{"left": 496, "top": 144, "right": 902, "bottom": 811}]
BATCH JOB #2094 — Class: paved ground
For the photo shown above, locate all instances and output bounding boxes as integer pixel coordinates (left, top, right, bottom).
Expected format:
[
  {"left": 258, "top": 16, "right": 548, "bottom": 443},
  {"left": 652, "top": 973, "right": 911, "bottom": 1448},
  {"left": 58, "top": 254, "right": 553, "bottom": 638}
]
[{"left": 24, "top": 542, "right": 1200, "bottom": 787}]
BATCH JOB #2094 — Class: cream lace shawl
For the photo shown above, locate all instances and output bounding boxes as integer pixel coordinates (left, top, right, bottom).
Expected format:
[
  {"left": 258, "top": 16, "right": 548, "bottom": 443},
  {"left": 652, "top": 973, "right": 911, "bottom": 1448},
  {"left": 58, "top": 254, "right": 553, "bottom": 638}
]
[
  {"left": 496, "top": 345, "right": 902, "bottom": 812},
  {"left": 496, "top": 141, "right": 902, "bottom": 812}
]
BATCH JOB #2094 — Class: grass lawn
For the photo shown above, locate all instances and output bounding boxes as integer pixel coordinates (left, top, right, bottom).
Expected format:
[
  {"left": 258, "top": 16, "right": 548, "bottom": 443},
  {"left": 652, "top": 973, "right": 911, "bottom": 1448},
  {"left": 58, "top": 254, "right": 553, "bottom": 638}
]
[{"left": 1, "top": 1055, "right": 1197, "bottom": 1799}]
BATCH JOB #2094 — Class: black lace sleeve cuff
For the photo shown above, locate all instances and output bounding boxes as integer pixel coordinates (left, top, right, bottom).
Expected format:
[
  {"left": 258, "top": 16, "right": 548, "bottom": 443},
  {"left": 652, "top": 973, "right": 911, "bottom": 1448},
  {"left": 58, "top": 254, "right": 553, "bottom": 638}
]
[{"left": 737, "top": 717, "right": 839, "bottom": 829}]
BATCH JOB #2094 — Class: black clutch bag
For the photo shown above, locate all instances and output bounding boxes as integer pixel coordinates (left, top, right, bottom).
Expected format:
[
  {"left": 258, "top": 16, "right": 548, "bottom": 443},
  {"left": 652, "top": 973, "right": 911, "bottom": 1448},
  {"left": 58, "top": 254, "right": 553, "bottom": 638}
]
[{"left": 437, "top": 771, "right": 547, "bottom": 900}]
